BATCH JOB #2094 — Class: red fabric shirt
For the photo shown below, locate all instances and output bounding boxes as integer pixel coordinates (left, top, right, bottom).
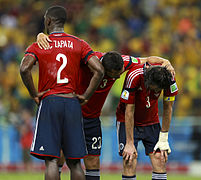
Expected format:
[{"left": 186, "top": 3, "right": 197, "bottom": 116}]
[
  {"left": 24, "top": 32, "right": 95, "bottom": 99},
  {"left": 78, "top": 52, "right": 141, "bottom": 118},
  {"left": 116, "top": 64, "right": 178, "bottom": 126}
]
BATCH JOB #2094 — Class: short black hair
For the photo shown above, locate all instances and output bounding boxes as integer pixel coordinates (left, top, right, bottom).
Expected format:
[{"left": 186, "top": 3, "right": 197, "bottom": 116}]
[
  {"left": 144, "top": 66, "right": 172, "bottom": 90},
  {"left": 46, "top": 6, "right": 67, "bottom": 26},
  {"left": 102, "top": 51, "right": 123, "bottom": 72}
]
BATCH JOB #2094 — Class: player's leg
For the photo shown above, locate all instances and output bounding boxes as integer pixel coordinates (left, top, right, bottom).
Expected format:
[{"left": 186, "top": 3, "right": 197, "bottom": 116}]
[
  {"left": 45, "top": 157, "right": 59, "bottom": 180},
  {"left": 142, "top": 123, "right": 167, "bottom": 180},
  {"left": 66, "top": 159, "right": 85, "bottom": 180},
  {"left": 58, "top": 150, "right": 65, "bottom": 180},
  {"left": 149, "top": 153, "right": 167, "bottom": 180},
  {"left": 83, "top": 117, "right": 102, "bottom": 180},
  {"left": 62, "top": 97, "right": 87, "bottom": 180},
  {"left": 30, "top": 97, "right": 63, "bottom": 179},
  {"left": 117, "top": 122, "right": 138, "bottom": 180}
]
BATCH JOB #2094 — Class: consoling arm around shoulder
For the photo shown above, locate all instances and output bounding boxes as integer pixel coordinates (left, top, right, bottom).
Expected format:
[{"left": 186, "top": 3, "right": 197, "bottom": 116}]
[
  {"left": 81, "top": 56, "right": 104, "bottom": 101},
  {"left": 139, "top": 56, "right": 175, "bottom": 76}
]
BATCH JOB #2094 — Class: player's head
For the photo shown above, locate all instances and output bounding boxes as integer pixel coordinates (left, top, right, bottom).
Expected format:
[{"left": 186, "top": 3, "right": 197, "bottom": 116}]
[
  {"left": 144, "top": 66, "right": 172, "bottom": 92},
  {"left": 102, "top": 51, "right": 124, "bottom": 79},
  {"left": 44, "top": 6, "right": 67, "bottom": 34}
]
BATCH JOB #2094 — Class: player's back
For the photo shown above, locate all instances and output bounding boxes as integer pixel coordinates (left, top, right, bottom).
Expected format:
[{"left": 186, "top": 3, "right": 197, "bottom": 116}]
[{"left": 25, "top": 32, "right": 93, "bottom": 99}]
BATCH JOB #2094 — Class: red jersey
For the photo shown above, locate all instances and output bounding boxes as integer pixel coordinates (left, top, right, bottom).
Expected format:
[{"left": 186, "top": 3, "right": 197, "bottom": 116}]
[
  {"left": 116, "top": 64, "right": 178, "bottom": 126},
  {"left": 24, "top": 32, "right": 95, "bottom": 99},
  {"left": 78, "top": 52, "right": 141, "bottom": 118}
]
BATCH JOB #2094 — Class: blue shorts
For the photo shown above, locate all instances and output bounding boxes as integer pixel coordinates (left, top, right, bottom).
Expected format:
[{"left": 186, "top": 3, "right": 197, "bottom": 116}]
[
  {"left": 30, "top": 96, "right": 87, "bottom": 160},
  {"left": 83, "top": 117, "right": 102, "bottom": 156},
  {"left": 117, "top": 122, "right": 161, "bottom": 156}
]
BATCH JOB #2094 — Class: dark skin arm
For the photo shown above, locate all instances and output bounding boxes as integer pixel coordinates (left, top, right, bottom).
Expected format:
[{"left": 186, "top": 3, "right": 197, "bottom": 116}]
[
  {"left": 77, "top": 56, "right": 104, "bottom": 105},
  {"left": 20, "top": 56, "right": 47, "bottom": 105}
]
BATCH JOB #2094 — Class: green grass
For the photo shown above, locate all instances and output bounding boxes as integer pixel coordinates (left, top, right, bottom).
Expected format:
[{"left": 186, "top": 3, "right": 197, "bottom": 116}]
[{"left": 0, "top": 172, "right": 200, "bottom": 180}]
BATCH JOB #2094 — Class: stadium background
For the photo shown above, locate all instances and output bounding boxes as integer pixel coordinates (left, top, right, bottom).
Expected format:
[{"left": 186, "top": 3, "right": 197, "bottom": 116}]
[{"left": 0, "top": 0, "right": 201, "bottom": 178}]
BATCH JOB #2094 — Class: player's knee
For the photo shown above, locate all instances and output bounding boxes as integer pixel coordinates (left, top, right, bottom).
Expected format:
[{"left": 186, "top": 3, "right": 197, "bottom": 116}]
[
  {"left": 84, "top": 156, "right": 100, "bottom": 169},
  {"left": 152, "top": 153, "right": 166, "bottom": 173},
  {"left": 66, "top": 159, "right": 81, "bottom": 170},
  {"left": 123, "top": 159, "right": 136, "bottom": 172}
]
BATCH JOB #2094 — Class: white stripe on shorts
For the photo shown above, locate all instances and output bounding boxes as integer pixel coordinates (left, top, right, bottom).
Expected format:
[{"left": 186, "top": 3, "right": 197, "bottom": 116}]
[{"left": 30, "top": 101, "right": 43, "bottom": 151}]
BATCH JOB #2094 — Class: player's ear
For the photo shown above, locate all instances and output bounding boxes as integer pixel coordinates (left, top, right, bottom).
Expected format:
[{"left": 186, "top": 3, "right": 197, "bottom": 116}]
[{"left": 46, "top": 17, "right": 51, "bottom": 26}]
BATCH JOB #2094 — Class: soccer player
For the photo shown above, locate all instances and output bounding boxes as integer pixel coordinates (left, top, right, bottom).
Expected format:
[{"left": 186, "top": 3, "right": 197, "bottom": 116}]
[
  {"left": 116, "top": 63, "right": 178, "bottom": 180},
  {"left": 20, "top": 6, "right": 104, "bottom": 180},
  {"left": 37, "top": 33, "right": 175, "bottom": 180}
]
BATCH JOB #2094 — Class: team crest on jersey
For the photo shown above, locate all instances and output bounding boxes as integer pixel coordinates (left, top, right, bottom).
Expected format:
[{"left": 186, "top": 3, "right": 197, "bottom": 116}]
[
  {"left": 170, "top": 82, "right": 178, "bottom": 93},
  {"left": 121, "top": 90, "right": 129, "bottom": 100},
  {"left": 131, "top": 56, "right": 138, "bottom": 63}
]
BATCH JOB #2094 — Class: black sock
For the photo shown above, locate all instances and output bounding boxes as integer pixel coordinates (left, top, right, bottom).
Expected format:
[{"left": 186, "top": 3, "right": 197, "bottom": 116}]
[{"left": 122, "top": 174, "right": 136, "bottom": 180}]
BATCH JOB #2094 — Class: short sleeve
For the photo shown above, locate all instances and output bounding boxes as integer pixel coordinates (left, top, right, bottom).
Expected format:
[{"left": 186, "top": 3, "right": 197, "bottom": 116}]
[
  {"left": 81, "top": 40, "right": 96, "bottom": 64},
  {"left": 122, "top": 55, "right": 141, "bottom": 71},
  {"left": 120, "top": 68, "right": 142, "bottom": 104},
  {"left": 24, "top": 43, "right": 38, "bottom": 63},
  {"left": 164, "top": 80, "right": 178, "bottom": 97}
]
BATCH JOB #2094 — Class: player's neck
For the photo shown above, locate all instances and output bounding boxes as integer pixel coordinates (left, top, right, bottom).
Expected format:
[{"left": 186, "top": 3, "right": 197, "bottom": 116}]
[{"left": 49, "top": 27, "right": 64, "bottom": 34}]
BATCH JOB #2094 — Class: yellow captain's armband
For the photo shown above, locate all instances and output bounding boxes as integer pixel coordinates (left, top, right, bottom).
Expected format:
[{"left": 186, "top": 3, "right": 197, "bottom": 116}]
[{"left": 164, "top": 96, "right": 175, "bottom": 101}]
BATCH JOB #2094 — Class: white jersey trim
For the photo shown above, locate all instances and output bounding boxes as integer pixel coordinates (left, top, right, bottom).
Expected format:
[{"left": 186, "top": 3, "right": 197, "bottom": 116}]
[{"left": 126, "top": 68, "right": 143, "bottom": 88}]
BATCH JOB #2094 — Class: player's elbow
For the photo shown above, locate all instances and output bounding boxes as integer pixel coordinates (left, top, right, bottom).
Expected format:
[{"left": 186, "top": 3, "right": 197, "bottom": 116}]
[
  {"left": 20, "top": 65, "right": 29, "bottom": 75},
  {"left": 96, "top": 65, "right": 105, "bottom": 79}
]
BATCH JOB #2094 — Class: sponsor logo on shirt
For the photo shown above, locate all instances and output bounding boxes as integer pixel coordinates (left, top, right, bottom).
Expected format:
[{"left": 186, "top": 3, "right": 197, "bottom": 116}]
[
  {"left": 170, "top": 82, "right": 178, "bottom": 93},
  {"left": 131, "top": 56, "right": 138, "bottom": 63},
  {"left": 121, "top": 90, "right": 129, "bottom": 100}
]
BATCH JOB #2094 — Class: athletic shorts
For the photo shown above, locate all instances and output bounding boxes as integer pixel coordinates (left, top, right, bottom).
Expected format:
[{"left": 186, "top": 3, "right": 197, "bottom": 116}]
[
  {"left": 117, "top": 122, "right": 161, "bottom": 156},
  {"left": 30, "top": 95, "right": 87, "bottom": 160},
  {"left": 83, "top": 117, "right": 102, "bottom": 156}
]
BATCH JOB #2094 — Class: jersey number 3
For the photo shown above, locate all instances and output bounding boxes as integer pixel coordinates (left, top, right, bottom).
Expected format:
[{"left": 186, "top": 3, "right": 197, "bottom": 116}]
[{"left": 56, "top": 53, "right": 68, "bottom": 84}]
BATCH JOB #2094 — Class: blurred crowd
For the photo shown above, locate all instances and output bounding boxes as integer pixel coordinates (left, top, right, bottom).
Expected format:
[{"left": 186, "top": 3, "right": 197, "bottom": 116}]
[{"left": 0, "top": 0, "right": 201, "bottom": 133}]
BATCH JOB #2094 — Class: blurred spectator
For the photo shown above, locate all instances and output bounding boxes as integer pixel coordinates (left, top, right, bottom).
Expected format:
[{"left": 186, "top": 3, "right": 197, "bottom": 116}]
[
  {"left": 0, "top": 0, "right": 200, "bottom": 122},
  {"left": 18, "top": 109, "right": 34, "bottom": 171}
]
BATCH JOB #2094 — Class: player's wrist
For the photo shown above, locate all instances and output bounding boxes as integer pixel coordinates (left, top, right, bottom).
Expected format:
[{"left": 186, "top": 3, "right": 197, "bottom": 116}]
[{"left": 159, "top": 131, "right": 169, "bottom": 142}]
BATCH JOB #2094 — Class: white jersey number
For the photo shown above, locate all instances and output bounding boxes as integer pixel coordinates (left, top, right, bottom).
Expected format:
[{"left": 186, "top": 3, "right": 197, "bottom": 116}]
[
  {"left": 92, "top": 137, "right": 102, "bottom": 149},
  {"left": 146, "top": 96, "right": 151, "bottom": 108},
  {"left": 56, "top": 53, "right": 68, "bottom": 84},
  {"left": 100, "top": 79, "right": 108, "bottom": 88}
]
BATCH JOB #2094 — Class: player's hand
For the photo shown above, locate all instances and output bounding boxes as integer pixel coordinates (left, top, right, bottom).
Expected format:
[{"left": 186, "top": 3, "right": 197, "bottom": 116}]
[
  {"left": 153, "top": 131, "right": 171, "bottom": 163},
  {"left": 76, "top": 94, "right": 88, "bottom": 106},
  {"left": 161, "top": 60, "right": 175, "bottom": 77},
  {"left": 122, "top": 142, "right": 138, "bottom": 164},
  {"left": 33, "top": 89, "right": 50, "bottom": 105},
  {"left": 37, "top": 32, "right": 52, "bottom": 49}
]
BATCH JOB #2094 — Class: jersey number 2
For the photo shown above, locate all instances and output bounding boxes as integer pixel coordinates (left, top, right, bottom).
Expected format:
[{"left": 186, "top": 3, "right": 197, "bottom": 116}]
[{"left": 56, "top": 53, "right": 68, "bottom": 84}]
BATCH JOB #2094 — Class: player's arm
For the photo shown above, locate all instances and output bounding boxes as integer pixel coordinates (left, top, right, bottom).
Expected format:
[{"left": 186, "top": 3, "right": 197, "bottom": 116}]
[
  {"left": 139, "top": 56, "right": 175, "bottom": 76},
  {"left": 123, "top": 103, "right": 138, "bottom": 164},
  {"left": 153, "top": 97, "right": 175, "bottom": 162},
  {"left": 20, "top": 56, "right": 45, "bottom": 105},
  {"left": 77, "top": 56, "right": 104, "bottom": 105}
]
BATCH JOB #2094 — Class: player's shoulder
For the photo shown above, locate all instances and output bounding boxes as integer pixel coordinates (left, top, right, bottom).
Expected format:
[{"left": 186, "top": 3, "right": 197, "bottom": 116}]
[
  {"left": 125, "top": 65, "right": 144, "bottom": 85},
  {"left": 25, "top": 42, "right": 39, "bottom": 52},
  {"left": 128, "top": 64, "right": 144, "bottom": 74},
  {"left": 94, "top": 51, "right": 105, "bottom": 59}
]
